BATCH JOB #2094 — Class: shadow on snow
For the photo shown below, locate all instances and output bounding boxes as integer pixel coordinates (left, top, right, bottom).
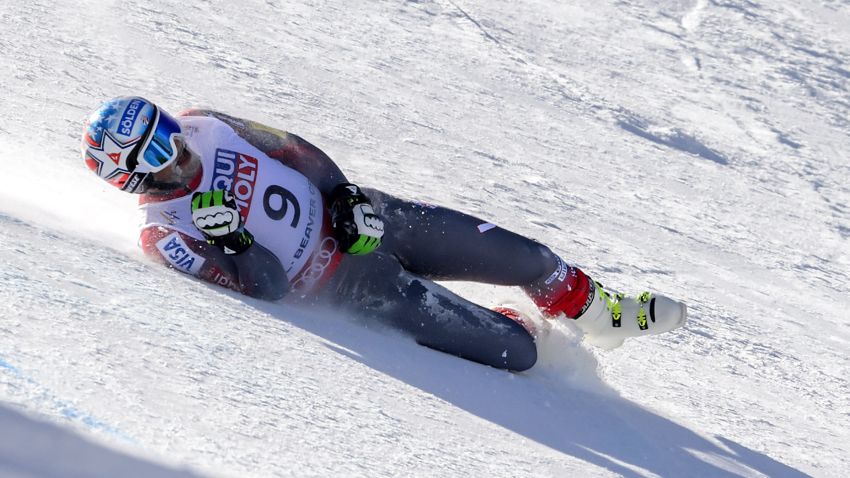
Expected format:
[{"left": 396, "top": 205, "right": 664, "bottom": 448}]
[{"left": 254, "top": 299, "right": 809, "bottom": 478}]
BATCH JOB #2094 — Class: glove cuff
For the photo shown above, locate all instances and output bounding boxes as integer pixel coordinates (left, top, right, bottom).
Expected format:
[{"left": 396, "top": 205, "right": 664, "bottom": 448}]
[
  {"left": 208, "top": 227, "right": 255, "bottom": 255},
  {"left": 330, "top": 183, "right": 369, "bottom": 210}
]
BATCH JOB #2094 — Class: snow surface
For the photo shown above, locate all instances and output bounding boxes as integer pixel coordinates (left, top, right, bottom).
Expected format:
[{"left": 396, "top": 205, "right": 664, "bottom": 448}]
[{"left": 1, "top": 0, "right": 848, "bottom": 476}]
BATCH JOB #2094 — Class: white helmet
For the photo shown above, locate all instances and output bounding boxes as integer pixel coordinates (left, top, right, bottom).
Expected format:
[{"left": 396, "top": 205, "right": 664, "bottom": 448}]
[{"left": 81, "top": 96, "right": 184, "bottom": 193}]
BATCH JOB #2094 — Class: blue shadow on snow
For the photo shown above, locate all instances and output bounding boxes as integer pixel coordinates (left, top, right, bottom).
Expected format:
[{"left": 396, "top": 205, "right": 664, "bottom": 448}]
[{"left": 250, "top": 299, "right": 810, "bottom": 478}]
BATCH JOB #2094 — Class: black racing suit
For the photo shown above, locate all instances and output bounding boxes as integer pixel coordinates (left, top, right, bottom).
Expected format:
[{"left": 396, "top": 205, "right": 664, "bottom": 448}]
[
  {"left": 145, "top": 109, "right": 566, "bottom": 372},
  {"left": 315, "top": 189, "right": 562, "bottom": 371}
]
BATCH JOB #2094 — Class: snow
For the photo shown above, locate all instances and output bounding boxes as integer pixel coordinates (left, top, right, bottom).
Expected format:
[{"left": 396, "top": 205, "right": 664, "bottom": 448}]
[
  {"left": 0, "top": 403, "right": 200, "bottom": 478},
  {"left": 1, "top": 0, "right": 848, "bottom": 476}
]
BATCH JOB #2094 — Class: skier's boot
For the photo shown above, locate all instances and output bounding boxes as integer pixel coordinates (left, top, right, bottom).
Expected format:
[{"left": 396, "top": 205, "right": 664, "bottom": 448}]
[
  {"left": 524, "top": 264, "right": 686, "bottom": 349},
  {"left": 571, "top": 280, "right": 687, "bottom": 349}
]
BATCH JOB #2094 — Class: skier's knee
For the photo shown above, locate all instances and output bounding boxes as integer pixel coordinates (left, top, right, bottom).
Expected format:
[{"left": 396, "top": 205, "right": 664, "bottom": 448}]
[
  {"left": 488, "top": 311, "right": 538, "bottom": 371},
  {"left": 504, "top": 335, "right": 537, "bottom": 372}
]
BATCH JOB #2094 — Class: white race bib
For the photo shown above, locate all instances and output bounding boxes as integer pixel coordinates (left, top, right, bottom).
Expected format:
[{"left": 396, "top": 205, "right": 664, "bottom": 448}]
[{"left": 140, "top": 116, "right": 324, "bottom": 278}]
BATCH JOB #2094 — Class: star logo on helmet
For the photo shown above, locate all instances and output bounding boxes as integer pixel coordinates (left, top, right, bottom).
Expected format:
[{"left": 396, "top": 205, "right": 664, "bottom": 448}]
[{"left": 85, "top": 129, "right": 141, "bottom": 181}]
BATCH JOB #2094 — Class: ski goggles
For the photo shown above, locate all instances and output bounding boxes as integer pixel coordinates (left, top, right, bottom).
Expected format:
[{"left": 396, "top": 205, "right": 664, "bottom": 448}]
[{"left": 123, "top": 107, "right": 185, "bottom": 192}]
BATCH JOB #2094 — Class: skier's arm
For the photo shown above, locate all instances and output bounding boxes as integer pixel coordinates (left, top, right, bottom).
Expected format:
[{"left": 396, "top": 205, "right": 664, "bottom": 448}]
[
  {"left": 216, "top": 241, "right": 290, "bottom": 301},
  {"left": 192, "top": 189, "right": 291, "bottom": 300},
  {"left": 140, "top": 226, "right": 289, "bottom": 301},
  {"left": 179, "top": 108, "right": 348, "bottom": 196},
  {"left": 179, "top": 108, "right": 383, "bottom": 256}
]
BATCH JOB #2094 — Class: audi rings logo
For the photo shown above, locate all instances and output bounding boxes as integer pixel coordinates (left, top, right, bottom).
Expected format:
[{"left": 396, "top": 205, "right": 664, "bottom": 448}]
[{"left": 291, "top": 237, "right": 338, "bottom": 290}]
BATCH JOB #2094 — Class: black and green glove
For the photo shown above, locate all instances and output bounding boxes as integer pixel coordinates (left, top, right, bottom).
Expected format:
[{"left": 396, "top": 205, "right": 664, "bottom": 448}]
[
  {"left": 329, "top": 183, "right": 384, "bottom": 255},
  {"left": 191, "top": 190, "right": 254, "bottom": 255}
]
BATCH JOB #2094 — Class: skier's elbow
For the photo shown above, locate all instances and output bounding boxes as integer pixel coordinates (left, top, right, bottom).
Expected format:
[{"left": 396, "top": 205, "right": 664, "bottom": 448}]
[{"left": 232, "top": 244, "right": 290, "bottom": 302}]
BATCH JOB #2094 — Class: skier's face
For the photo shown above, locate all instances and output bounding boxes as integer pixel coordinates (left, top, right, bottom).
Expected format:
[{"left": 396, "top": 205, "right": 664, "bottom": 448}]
[{"left": 142, "top": 139, "right": 201, "bottom": 193}]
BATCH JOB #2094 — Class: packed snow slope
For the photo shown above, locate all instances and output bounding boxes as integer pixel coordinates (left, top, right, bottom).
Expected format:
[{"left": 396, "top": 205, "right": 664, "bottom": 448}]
[{"left": 1, "top": 0, "right": 848, "bottom": 476}]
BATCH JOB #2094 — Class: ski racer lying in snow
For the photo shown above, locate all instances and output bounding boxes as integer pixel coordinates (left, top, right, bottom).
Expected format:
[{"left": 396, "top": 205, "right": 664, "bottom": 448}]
[{"left": 80, "top": 96, "right": 687, "bottom": 371}]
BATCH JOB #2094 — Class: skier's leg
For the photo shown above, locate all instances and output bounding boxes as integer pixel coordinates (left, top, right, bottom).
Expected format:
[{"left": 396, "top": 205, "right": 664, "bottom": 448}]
[
  {"left": 363, "top": 188, "right": 584, "bottom": 310},
  {"left": 364, "top": 188, "right": 557, "bottom": 285},
  {"left": 364, "top": 189, "right": 687, "bottom": 348},
  {"left": 321, "top": 251, "right": 537, "bottom": 371}
]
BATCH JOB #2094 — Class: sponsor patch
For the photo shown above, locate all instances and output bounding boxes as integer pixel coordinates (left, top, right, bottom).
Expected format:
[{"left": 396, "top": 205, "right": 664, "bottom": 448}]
[
  {"left": 293, "top": 194, "right": 317, "bottom": 261},
  {"left": 579, "top": 280, "right": 596, "bottom": 318},
  {"left": 290, "top": 236, "right": 339, "bottom": 291},
  {"left": 118, "top": 98, "right": 144, "bottom": 137},
  {"left": 210, "top": 148, "right": 259, "bottom": 223},
  {"left": 160, "top": 210, "right": 180, "bottom": 225},
  {"left": 207, "top": 265, "right": 237, "bottom": 289},
  {"left": 477, "top": 223, "right": 496, "bottom": 233},
  {"left": 545, "top": 257, "right": 569, "bottom": 285},
  {"left": 156, "top": 232, "right": 206, "bottom": 275},
  {"left": 124, "top": 172, "right": 145, "bottom": 193}
]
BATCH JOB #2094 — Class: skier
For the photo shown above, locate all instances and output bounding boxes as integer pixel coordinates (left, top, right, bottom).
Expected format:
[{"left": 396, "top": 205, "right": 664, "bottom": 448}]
[{"left": 81, "top": 96, "right": 687, "bottom": 371}]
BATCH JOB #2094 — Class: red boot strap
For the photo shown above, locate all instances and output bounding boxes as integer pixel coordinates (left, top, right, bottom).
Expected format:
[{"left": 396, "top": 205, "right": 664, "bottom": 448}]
[
  {"left": 492, "top": 307, "right": 536, "bottom": 337},
  {"left": 533, "top": 267, "right": 594, "bottom": 319}
]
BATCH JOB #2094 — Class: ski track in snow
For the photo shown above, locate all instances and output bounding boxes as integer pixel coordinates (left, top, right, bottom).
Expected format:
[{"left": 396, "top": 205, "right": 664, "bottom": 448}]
[{"left": 1, "top": 0, "right": 849, "bottom": 477}]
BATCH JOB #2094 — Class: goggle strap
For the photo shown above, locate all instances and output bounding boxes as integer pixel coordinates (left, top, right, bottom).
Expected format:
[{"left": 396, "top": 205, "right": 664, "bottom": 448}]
[{"left": 123, "top": 171, "right": 151, "bottom": 193}]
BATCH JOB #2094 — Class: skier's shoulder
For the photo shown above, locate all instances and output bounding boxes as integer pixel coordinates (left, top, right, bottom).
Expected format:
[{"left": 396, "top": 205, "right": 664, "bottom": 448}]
[
  {"left": 176, "top": 108, "right": 255, "bottom": 135},
  {"left": 177, "top": 107, "right": 292, "bottom": 143},
  {"left": 176, "top": 107, "right": 232, "bottom": 120},
  {"left": 173, "top": 107, "right": 313, "bottom": 164}
]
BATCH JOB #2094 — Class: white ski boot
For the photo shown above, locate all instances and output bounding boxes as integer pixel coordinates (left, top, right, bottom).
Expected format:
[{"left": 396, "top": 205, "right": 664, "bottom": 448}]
[
  {"left": 524, "top": 263, "right": 687, "bottom": 349},
  {"left": 573, "top": 281, "right": 687, "bottom": 349}
]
